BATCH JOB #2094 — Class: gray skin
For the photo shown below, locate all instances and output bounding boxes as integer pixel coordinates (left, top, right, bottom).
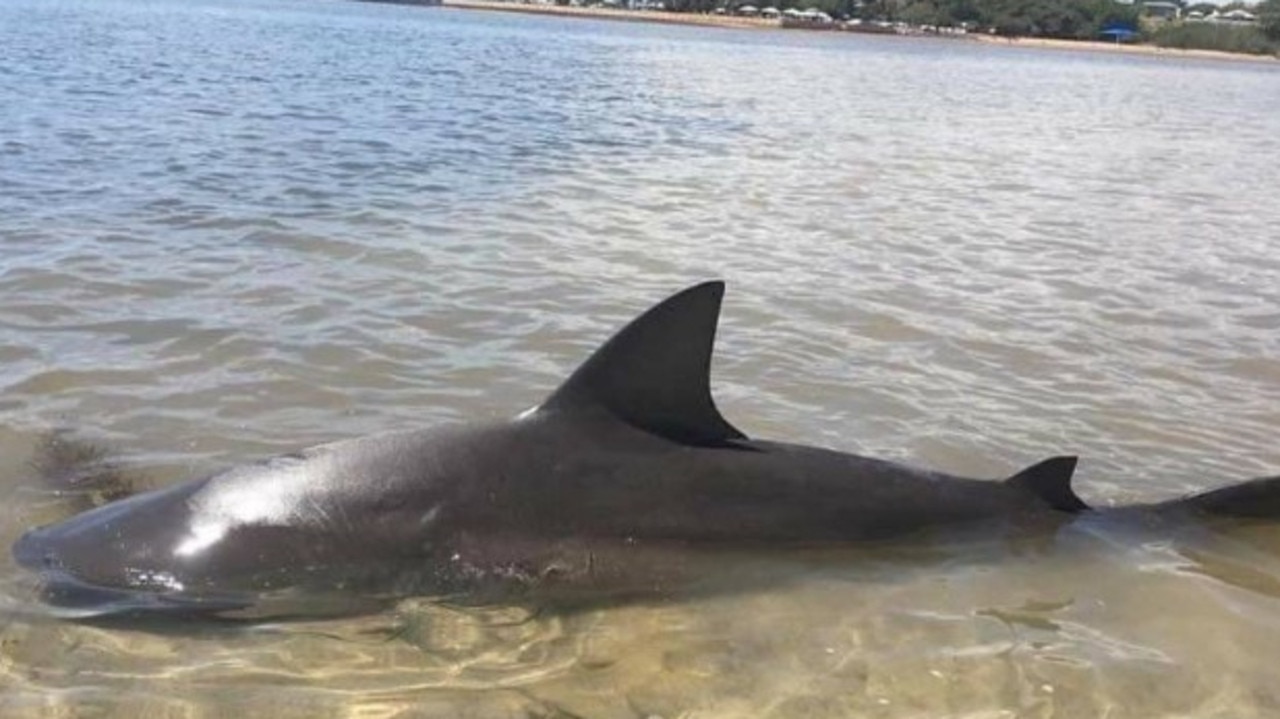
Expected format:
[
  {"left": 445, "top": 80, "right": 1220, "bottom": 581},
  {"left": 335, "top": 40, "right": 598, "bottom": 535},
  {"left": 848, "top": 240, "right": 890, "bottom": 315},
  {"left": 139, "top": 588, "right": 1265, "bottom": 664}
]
[{"left": 10, "top": 282, "right": 1272, "bottom": 619}]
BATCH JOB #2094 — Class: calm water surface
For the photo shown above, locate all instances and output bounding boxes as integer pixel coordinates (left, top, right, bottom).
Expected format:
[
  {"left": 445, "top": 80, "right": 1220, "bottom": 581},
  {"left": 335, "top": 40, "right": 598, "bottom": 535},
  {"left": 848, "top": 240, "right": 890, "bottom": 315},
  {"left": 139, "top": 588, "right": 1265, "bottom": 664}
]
[{"left": 2, "top": 0, "right": 1280, "bottom": 715}]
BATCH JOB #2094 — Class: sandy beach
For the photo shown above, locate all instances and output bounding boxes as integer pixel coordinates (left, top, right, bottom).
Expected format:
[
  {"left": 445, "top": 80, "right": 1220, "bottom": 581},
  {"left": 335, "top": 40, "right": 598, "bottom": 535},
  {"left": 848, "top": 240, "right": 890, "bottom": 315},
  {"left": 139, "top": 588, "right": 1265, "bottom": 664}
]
[
  {"left": 443, "top": 0, "right": 1278, "bottom": 64},
  {"left": 444, "top": 0, "right": 780, "bottom": 30},
  {"left": 968, "top": 32, "right": 1279, "bottom": 64}
]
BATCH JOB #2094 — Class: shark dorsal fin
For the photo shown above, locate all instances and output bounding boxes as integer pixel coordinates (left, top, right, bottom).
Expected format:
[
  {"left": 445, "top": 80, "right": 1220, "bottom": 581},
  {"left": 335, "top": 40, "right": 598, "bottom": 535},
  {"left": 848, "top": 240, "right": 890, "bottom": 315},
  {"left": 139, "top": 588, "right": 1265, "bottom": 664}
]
[
  {"left": 1005, "top": 456, "right": 1087, "bottom": 512},
  {"left": 539, "top": 281, "right": 747, "bottom": 447}
]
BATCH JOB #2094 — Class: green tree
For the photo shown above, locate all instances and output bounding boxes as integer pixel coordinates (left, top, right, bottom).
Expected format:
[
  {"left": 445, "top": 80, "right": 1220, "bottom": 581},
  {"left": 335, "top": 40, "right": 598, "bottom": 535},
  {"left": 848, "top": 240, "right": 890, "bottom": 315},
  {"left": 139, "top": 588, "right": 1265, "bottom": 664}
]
[
  {"left": 900, "top": 0, "right": 946, "bottom": 25},
  {"left": 1260, "top": 0, "right": 1280, "bottom": 42},
  {"left": 940, "top": 0, "right": 983, "bottom": 25},
  {"left": 664, "top": 0, "right": 720, "bottom": 11},
  {"left": 1086, "top": 0, "right": 1140, "bottom": 34},
  {"left": 972, "top": 0, "right": 1142, "bottom": 38},
  {"left": 859, "top": 0, "right": 897, "bottom": 20},
  {"left": 1150, "top": 20, "right": 1277, "bottom": 53}
]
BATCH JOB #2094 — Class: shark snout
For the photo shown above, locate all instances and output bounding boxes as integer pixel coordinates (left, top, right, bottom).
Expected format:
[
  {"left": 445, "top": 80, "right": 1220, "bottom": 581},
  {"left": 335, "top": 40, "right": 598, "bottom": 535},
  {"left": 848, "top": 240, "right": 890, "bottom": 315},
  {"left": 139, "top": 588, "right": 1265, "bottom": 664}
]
[
  {"left": 8, "top": 527, "right": 119, "bottom": 614},
  {"left": 11, "top": 520, "right": 252, "bottom": 618},
  {"left": 11, "top": 512, "right": 150, "bottom": 593},
  {"left": 11, "top": 526, "right": 64, "bottom": 574}
]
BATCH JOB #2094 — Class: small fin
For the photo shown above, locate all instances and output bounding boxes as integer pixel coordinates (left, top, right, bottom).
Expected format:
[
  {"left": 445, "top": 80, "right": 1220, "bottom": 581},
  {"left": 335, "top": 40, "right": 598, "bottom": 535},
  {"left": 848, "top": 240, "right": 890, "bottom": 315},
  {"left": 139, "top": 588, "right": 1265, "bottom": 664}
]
[
  {"left": 539, "top": 281, "right": 747, "bottom": 447},
  {"left": 1005, "top": 456, "right": 1087, "bottom": 512}
]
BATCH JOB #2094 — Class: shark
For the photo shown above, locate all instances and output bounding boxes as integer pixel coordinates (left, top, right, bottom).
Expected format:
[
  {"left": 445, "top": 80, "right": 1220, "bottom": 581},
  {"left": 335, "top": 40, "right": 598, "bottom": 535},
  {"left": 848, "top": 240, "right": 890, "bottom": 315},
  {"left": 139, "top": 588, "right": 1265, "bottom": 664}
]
[{"left": 11, "top": 281, "right": 1276, "bottom": 619}]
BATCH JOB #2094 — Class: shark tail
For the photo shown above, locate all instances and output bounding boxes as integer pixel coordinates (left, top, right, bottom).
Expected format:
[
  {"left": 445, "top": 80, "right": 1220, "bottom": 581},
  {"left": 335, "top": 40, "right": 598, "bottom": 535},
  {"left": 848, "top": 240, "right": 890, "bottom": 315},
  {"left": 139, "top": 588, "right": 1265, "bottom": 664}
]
[{"left": 1172, "top": 476, "right": 1280, "bottom": 518}]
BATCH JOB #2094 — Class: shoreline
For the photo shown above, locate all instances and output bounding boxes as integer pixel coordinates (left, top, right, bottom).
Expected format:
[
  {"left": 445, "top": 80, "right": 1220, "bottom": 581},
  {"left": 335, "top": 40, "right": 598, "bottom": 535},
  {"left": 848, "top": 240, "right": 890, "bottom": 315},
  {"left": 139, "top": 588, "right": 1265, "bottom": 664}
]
[
  {"left": 444, "top": 0, "right": 780, "bottom": 30},
  {"left": 968, "top": 32, "right": 1279, "bottom": 64},
  {"left": 441, "top": 0, "right": 1279, "bottom": 64}
]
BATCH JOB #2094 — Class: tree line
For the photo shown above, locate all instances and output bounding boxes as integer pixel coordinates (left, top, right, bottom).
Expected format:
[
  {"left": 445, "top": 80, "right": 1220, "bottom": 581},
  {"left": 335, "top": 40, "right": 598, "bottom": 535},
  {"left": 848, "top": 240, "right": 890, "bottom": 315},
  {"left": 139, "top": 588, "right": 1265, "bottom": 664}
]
[
  {"left": 662, "top": 0, "right": 1279, "bottom": 52},
  {"left": 666, "top": 0, "right": 1142, "bottom": 36}
]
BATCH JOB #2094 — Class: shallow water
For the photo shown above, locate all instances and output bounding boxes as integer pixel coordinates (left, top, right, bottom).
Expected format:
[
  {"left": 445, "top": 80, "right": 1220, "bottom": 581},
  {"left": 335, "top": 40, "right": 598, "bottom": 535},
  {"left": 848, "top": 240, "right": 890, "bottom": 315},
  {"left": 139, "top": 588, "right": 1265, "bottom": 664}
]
[{"left": 2, "top": 0, "right": 1280, "bottom": 715}]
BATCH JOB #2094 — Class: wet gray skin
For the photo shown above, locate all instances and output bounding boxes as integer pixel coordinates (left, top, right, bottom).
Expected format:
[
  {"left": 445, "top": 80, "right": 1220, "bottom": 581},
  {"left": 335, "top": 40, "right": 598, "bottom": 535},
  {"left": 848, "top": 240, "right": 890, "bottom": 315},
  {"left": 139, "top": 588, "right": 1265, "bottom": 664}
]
[{"left": 11, "top": 282, "right": 1276, "bottom": 620}]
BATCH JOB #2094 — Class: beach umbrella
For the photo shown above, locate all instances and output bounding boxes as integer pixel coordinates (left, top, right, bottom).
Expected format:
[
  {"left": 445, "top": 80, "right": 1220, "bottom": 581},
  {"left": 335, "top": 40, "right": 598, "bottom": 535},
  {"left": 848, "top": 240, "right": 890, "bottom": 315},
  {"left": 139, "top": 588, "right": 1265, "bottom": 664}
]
[{"left": 1098, "top": 25, "right": 1137, "bottom": 43}]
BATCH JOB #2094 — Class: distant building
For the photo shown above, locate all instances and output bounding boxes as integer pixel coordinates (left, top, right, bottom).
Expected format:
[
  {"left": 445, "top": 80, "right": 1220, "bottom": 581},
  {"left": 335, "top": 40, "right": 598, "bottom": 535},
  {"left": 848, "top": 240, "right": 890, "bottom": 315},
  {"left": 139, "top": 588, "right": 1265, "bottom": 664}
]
[
  {"left": 1140, "top": 0, "right": 1180, "bottom": 20},
  {"left": 1221, "top": 8, "right": 1258, "bottom": 22},
  {"left": 1188, "top": 8, "right": 1260, "bottom": 23}
]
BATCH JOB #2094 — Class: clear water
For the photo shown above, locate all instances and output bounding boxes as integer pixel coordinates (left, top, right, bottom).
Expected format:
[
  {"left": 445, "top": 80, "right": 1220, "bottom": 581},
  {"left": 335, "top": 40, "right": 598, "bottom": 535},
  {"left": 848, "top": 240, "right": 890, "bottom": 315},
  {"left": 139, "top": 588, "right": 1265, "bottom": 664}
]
[{"left": 2, "top": 0, "right": 1280, "bottom": 715}]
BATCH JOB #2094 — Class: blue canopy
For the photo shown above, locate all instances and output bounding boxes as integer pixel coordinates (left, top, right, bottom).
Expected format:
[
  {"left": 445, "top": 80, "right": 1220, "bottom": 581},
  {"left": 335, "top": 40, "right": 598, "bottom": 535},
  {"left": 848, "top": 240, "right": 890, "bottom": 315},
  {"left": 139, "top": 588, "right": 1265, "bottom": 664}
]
[{"left": 1099, "top": 24, "right": 1138, "bottom": 42}]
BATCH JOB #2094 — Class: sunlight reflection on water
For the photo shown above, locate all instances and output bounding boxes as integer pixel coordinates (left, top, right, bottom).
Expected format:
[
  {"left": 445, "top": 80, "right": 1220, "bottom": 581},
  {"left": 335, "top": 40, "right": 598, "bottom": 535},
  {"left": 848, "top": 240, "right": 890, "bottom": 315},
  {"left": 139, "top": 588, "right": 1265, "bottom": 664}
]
[{"left": 2, "top": 0, "right": 1280, "bottom": 714}]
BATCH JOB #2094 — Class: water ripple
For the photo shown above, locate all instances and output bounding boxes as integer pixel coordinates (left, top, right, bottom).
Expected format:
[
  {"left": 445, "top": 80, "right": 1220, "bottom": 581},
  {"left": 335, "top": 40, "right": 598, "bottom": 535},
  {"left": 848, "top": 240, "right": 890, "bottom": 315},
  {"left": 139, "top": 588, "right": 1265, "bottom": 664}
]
[{"left": 3, "top": 0, "right": 1280, "bottom": 714}]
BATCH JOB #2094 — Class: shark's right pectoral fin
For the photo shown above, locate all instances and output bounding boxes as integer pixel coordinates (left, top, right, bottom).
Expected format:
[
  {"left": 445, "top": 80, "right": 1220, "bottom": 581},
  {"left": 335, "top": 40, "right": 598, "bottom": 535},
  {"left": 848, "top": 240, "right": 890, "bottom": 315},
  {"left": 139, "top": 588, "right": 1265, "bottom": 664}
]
[{"left": 1005, "top": 456, "right": 1087, "bottom": 512}]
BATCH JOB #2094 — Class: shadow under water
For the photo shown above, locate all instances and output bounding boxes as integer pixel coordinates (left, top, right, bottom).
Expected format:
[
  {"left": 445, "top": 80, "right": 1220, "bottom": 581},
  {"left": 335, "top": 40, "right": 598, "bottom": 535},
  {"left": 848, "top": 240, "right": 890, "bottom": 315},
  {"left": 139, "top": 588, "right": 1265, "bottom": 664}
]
[{"left": 24, "top": 428, "right": 145, "bottom": 515}]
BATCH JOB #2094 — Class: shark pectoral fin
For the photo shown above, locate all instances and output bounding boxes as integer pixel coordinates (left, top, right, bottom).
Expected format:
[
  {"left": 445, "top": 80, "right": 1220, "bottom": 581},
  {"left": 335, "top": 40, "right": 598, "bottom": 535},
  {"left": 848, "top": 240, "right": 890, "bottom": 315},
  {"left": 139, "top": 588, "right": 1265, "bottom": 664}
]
[
  {"left": 538, "top": 281, "right": 748, "bottom": 448},
  {"left": 1005, "top": 456, "right": 1087, "bottom": 512}
]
